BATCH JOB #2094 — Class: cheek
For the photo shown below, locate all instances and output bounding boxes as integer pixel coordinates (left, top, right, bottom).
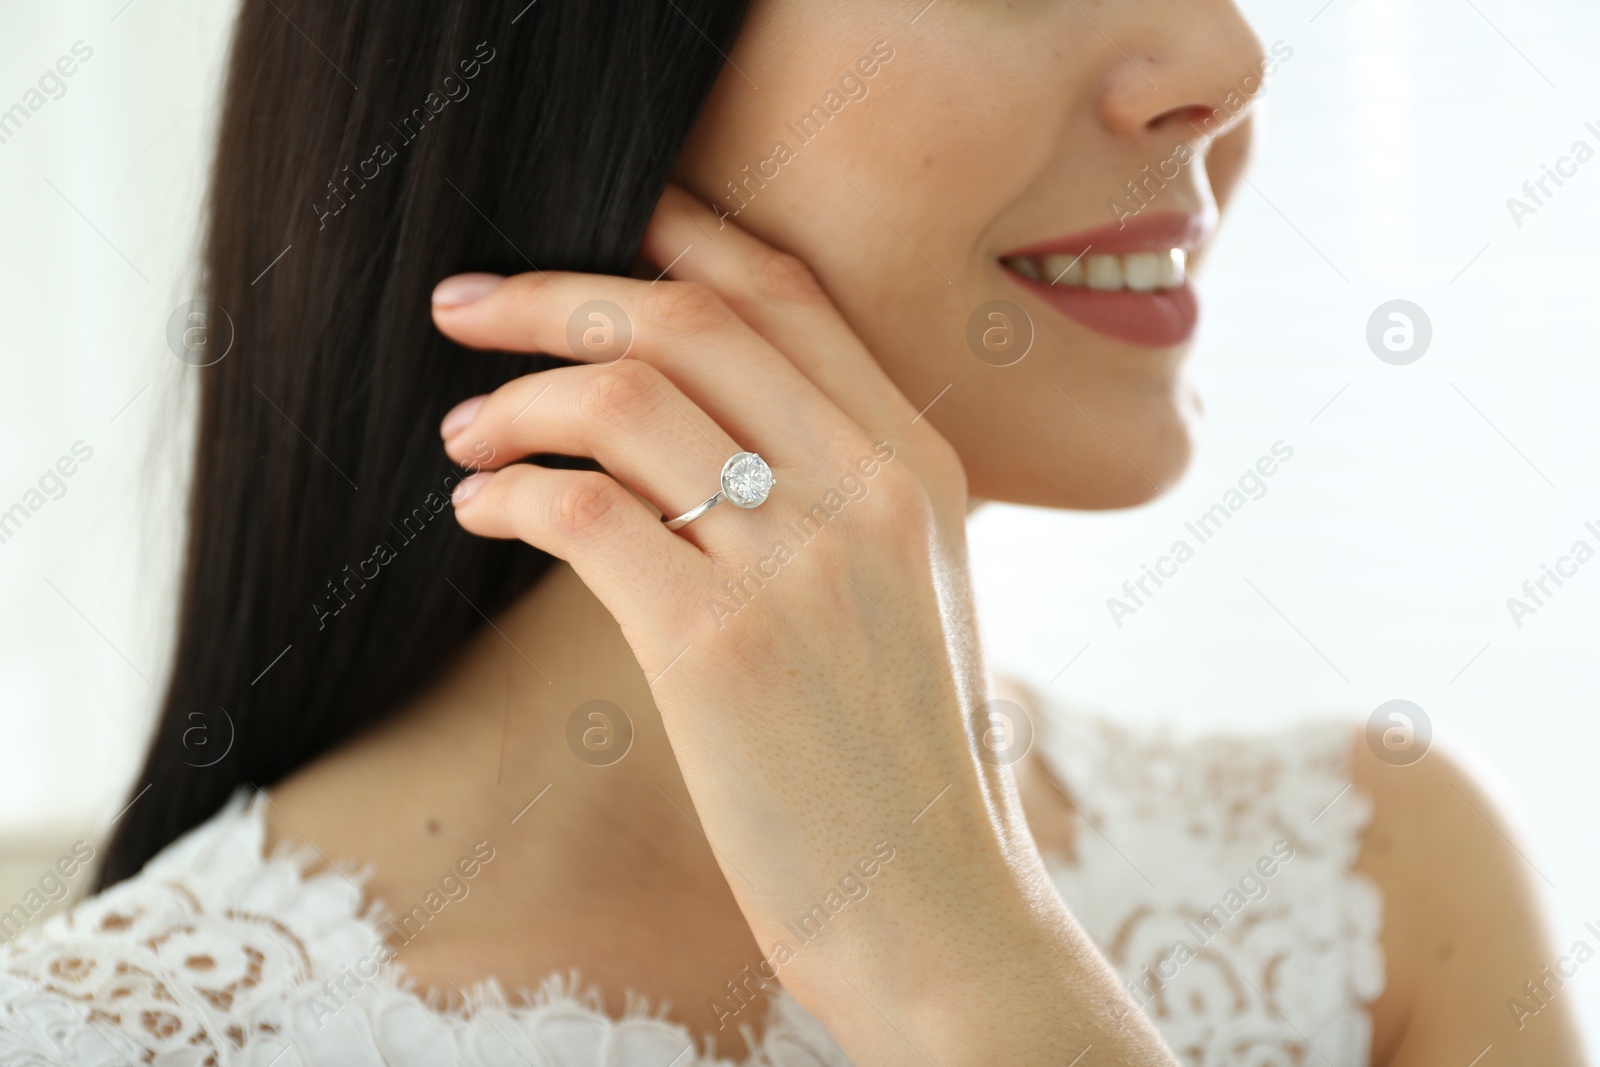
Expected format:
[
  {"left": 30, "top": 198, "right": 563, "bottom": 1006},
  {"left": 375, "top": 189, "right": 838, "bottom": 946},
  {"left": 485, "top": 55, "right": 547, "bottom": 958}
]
[
  {"left": 675, "top": 74, "right": 1019, "bottom": 378},
  {"left": 678, "top": 4, "right": 1053, "bottom": 251},
  {"left": 676, "top": 16, "right": 1071, "bottom": 344}
]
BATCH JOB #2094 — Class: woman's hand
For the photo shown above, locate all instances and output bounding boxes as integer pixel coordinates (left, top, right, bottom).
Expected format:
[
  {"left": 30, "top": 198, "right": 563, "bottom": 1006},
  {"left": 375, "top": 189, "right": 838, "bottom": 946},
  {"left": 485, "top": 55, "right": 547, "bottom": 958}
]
[{"left": 430, "top": 185, "right": 1174, "bottom": 1065}]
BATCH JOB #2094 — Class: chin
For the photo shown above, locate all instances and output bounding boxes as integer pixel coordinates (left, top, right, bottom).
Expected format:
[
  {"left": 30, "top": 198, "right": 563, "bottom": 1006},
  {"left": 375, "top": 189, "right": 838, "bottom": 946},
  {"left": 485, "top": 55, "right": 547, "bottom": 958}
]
[{"left": 954, "top": 382, "right": 1200, "bottom": 512}]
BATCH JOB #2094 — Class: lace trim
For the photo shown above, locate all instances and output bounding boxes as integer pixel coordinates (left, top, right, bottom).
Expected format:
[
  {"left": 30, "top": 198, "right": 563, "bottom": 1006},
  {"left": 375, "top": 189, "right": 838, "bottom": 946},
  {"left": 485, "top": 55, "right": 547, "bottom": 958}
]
[
  {"left": 1035, "top": 708, "right": 1386, "bottom": 1067},
  {"left": 0, "top": 791, "right": 845, "bottom": 1066},
  {"left": 0, "top": 708, "right": 1385, "bottom": 1066}
]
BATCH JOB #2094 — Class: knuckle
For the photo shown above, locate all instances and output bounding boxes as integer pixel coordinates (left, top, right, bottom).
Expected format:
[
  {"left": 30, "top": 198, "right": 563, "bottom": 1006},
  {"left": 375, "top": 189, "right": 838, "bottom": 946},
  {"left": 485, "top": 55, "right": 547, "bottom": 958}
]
[
  {"left": 580, "top": 361, "right": 665, "bottom": 423},
  {"left": 871, "top": 463, "right": 933, "bottom": 515},
  {"left": 748, "top": 249, "right": 824, "bottom": 304},
  {"left": 642, "top": 281, "right": 735, "bottom": 338},
  {"left": 501, "top": 273, "right": 552, "bottom": 316},
  {"left": 550, "top": 473, "right": 622, "bottom": 535}
]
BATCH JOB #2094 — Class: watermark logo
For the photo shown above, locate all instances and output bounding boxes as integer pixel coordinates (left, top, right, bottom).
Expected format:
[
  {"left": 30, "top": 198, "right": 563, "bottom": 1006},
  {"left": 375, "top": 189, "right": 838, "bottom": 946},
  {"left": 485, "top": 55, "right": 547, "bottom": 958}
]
[
  {"left": 1365, "top": 300, "right": 1431, "bottom": 365},
  {"left": 0, "top": 41, "right": 94, "bottom": 150},
  {"left": 707, "top": 442, "right": 897, "bottom": 629},
  {"left": 1109, "top": 40, "right": 1294, "bottom": 228},
  {"left": 1107, "top": 441, "right": 1295, "bottom": 628},
  {"left": 1365, "top": 699, "right": 1431, "bottom": 767},
  {"left": 1122, "top": 840, "right": 1295, "bottom": 1009},
  {"left": 566, "top": 699, "right": 633, "bottom": 766},
  {"left": 166, "top": 300, "right": 233, "bottom": 367},
  {"left": 566, "top": 299, "right": 633, "bottom": 364},
  {"left": 313, "top": 42, "right": 497, "bottom": 231},
  {"left": 708, "top": 841, "right": 896, "bottom": 1032},
  {"left": 313, "top": 841, "right": 496, "bottom": 1029},
  {"left": 179, "top": 701, "right": 234, "bottom": 768},
  {"left": 713, "top": 41, "right": 896, "bottom": 225},
  {"left": 312, "top": 452, "right": 494, "bottom": 631},
  {"left": 972, "top": 699, "right": 1033, "bottom": 766},
  {"left": 1506, "top": 918, "right": 1600, "bottom": 1031},
  {"left": 0, "top": 841, "right": 95, "bottom": 945},
  {"left": 1504, "top": 520, "right": 1600, "bottom": 629},
  {"left": 966, "top": 300, "right": 1033, "bottom": 367},
  {"left": 1505, "top": 120, "right": 1600, "bottom": 230},
  {"left": 0, "top": 440, "right": 95, "bottom": 550}
]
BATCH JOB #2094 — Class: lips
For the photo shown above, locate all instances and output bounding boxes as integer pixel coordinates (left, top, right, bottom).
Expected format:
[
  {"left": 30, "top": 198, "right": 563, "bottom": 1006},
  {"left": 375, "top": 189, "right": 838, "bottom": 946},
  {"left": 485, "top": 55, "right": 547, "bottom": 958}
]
[{"left": 998, "top": 212, "right": 1213, "bottom": 347}]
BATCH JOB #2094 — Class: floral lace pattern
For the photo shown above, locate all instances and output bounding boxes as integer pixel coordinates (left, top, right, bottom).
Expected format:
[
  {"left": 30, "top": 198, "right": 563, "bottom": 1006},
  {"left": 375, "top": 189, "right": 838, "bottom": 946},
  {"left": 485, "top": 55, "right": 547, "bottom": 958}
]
[
  {"left": 1036, "top": 711, "right": 1385, "bottom": 1067},
  {"left": 0, "top": 707, "right": 1383, "bottom": 1066}
]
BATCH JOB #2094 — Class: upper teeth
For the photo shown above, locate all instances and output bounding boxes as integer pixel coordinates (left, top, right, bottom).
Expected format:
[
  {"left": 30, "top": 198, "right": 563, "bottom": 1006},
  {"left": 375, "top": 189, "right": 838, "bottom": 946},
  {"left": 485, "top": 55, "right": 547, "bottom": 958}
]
[{"left": 1004, "top": 250, "right": 1187, "bottom": 292}]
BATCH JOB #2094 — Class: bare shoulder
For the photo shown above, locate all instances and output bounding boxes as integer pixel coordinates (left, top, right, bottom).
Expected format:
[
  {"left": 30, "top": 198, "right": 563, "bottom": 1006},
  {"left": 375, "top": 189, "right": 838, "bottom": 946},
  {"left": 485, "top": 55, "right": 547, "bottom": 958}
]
[{"left": 1350, "top": 728, "right": 1588, "bottom": 1066}]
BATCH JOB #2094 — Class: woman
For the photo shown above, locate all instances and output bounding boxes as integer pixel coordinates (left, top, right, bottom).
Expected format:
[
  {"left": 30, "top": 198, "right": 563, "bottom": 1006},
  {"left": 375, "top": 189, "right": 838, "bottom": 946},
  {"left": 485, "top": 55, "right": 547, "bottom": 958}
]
[{"left": 0, "top": 0, "right": 1582, "bottom": 1063}]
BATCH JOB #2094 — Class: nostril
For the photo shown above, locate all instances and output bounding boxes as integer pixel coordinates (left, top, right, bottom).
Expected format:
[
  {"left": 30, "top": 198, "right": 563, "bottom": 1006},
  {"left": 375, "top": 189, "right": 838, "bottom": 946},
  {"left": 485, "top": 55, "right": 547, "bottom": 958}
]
[{"left": 1155, "top": 104, "right": 1227, "bottom": 135}]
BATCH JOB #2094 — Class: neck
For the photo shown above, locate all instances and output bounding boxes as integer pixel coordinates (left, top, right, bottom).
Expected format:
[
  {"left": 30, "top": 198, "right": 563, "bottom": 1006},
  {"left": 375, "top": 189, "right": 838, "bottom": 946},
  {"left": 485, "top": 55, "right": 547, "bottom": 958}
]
[
  {"left": 267, "top": 561, "right": 733, "bottom": 956},
  {"left": 420, "top": 560, "right": 695, "bottom": 840}
]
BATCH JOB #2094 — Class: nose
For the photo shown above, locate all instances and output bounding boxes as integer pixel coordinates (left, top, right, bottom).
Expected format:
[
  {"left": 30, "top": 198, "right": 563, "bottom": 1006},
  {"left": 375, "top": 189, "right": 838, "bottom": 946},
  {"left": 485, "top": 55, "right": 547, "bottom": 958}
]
[{"left": 1094, "top": 0, "right": 1271, "bottom": 147}]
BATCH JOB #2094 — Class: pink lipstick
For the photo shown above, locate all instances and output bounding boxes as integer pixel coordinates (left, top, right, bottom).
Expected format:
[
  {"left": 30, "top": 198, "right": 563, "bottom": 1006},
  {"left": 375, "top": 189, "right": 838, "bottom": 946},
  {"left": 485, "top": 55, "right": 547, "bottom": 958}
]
[{"left": 998, "top": 212, "right": 1212, "bottom": 347}]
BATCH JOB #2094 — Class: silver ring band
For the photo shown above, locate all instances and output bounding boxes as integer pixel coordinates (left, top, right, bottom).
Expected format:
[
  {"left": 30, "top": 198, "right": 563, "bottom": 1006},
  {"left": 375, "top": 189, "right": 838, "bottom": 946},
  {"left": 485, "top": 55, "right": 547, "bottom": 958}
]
[
  {"left": 663, "top": 490, "right": 726, "bottom": 531},
  {"left": 661, "top": 452, "right": 774, "bottom": 532}
]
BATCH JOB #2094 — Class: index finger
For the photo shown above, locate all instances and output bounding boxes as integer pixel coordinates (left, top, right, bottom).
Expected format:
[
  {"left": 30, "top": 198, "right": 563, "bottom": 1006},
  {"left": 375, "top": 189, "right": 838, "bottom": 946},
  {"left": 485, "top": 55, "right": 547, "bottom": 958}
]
[
  {"left": 640, "top": 184, "right": 920, "bottom": 435},
  {"left": 431, "top": 269, "right": 854, "bottom": 460}
]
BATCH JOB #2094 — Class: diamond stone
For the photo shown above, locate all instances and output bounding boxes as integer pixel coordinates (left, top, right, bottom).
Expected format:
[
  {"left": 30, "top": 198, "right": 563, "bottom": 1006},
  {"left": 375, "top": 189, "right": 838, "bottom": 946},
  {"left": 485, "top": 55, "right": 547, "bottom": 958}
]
[{"left": 721, "top": 452, "right": 774, "bottom": 509}]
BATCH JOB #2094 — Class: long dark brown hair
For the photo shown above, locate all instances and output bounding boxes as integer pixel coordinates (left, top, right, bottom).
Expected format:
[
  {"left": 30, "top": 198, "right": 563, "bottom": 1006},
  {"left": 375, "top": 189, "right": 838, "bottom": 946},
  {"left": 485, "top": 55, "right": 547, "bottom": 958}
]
[{"left": 97, "top": 0, "right": 752, "bottom": 888}]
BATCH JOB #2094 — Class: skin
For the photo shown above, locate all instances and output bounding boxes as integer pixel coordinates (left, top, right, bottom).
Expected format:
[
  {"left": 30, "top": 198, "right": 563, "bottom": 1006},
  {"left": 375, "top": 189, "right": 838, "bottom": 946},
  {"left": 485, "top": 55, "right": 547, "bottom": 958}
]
[{"left": 268, "top": 0, "right": 1587, "bottom": 1063}]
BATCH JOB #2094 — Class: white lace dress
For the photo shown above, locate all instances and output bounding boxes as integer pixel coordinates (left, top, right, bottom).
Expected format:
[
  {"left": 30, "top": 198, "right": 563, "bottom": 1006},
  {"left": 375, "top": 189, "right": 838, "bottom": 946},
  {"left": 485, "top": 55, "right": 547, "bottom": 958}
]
[{"left": 0, "top": 709, "right": 1385, "bottom": 1066}]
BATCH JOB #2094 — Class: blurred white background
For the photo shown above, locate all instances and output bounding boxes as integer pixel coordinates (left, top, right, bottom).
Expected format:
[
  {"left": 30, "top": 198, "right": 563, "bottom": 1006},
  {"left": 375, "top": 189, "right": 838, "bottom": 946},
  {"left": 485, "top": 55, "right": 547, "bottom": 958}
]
[{"left": 0, "top": 0, "right": 1595, "bottom": 1046}]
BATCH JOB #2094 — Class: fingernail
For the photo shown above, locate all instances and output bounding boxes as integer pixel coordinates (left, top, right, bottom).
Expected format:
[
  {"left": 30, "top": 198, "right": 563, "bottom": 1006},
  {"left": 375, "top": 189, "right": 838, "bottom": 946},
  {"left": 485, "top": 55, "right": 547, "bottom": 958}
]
[
  {"left": 453, "top": 471, "right": 490, "bottom": 506},
  {"left": 440, "top": 395, "right": 487, "bottom": 440},
  {"left": 432, "top": 273, "right": 505, "bottom": 307}
]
